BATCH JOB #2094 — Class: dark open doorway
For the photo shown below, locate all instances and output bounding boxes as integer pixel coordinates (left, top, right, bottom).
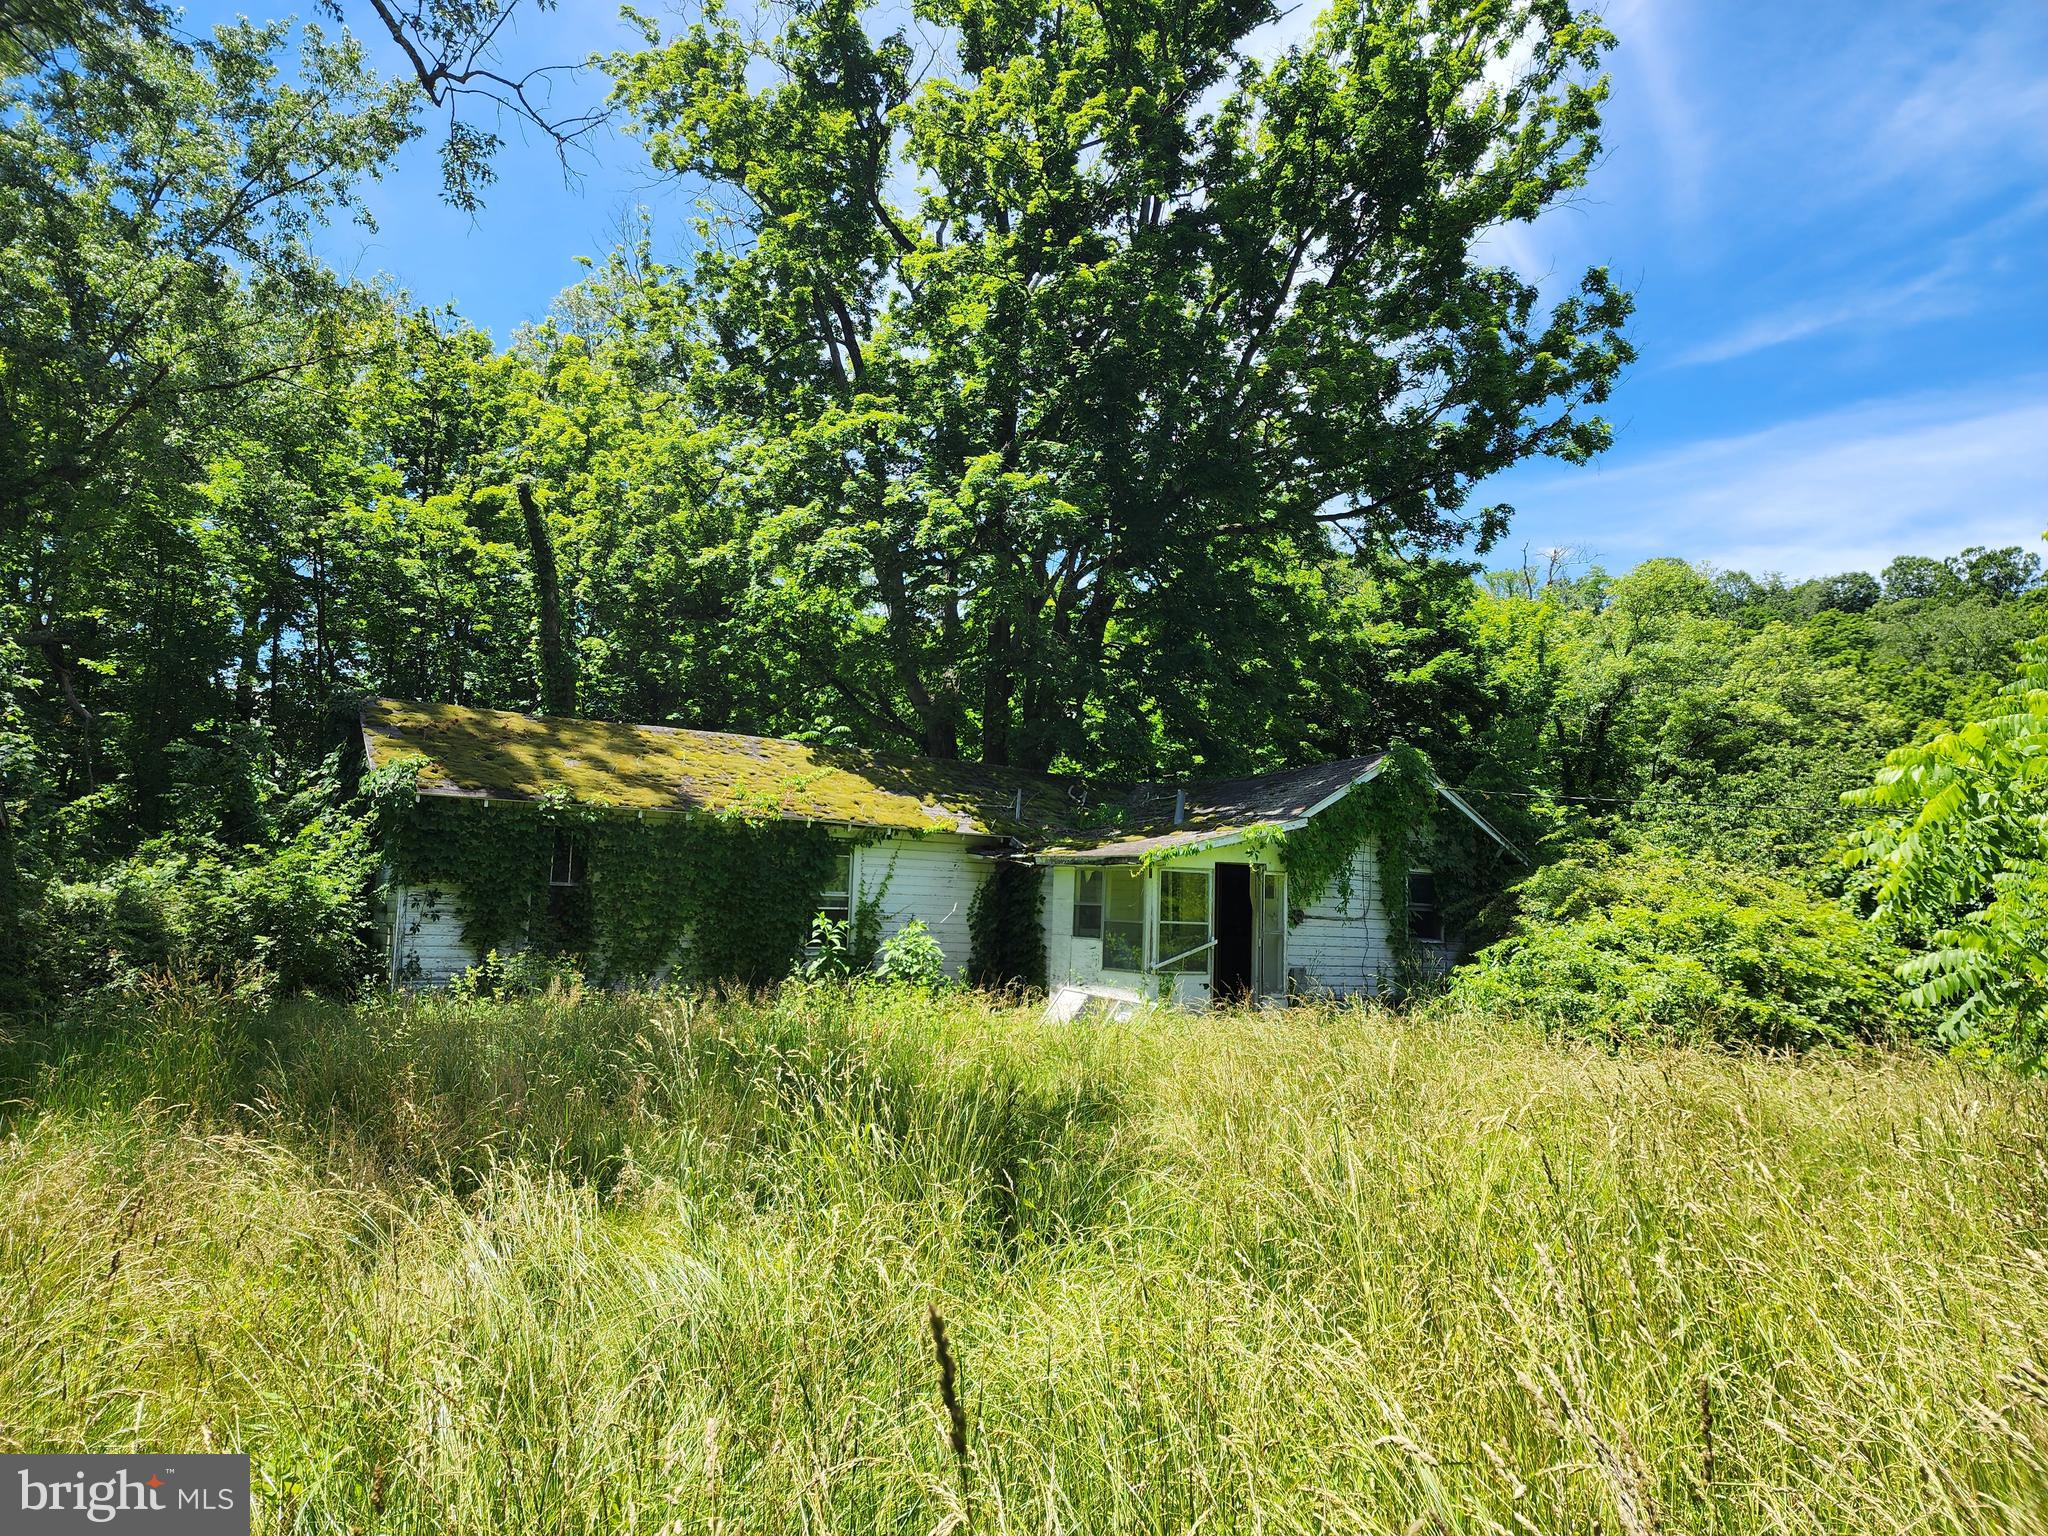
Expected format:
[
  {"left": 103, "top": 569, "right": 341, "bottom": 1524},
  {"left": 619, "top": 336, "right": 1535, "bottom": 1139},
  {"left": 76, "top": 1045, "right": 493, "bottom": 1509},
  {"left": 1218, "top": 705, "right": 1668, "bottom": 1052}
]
[{"left": 1213, "top": 862, "right": 1253, "bottom": 1001}]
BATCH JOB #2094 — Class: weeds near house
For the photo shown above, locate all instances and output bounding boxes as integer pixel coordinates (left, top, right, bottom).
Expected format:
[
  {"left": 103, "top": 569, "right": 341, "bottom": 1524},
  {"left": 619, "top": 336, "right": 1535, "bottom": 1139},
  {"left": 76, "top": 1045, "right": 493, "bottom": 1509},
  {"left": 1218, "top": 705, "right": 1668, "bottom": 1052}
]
[{"left": 1, "top": 983, "right": 2044, "bottom": 1532}]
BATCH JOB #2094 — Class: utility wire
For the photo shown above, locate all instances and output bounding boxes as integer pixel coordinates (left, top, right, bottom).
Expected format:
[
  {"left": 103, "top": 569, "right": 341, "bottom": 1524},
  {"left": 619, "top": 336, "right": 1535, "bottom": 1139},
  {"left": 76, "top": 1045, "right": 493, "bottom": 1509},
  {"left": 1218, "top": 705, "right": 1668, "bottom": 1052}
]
[{"left": 1439, "top": 781, "right": 1871, "bottom": 813}]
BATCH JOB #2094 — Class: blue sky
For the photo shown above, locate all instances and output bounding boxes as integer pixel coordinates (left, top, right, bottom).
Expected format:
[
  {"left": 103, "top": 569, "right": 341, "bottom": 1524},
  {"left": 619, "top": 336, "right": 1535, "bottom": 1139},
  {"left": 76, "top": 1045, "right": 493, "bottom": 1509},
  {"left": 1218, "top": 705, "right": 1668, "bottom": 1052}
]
[
  {"left": 191, "top": 0, "right": 2048, "bottom": 580},
  {"left": 1464, "top": 0, "right": 2048, "bottom": 580}
]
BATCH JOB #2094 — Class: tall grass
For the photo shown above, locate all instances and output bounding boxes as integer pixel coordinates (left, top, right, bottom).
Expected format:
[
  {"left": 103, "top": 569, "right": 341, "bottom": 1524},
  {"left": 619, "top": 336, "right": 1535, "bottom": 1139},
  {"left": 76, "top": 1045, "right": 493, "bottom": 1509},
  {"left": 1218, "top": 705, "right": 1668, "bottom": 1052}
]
[{"left": 2, "top": 982, "right": 2044, "bottom": 1533}]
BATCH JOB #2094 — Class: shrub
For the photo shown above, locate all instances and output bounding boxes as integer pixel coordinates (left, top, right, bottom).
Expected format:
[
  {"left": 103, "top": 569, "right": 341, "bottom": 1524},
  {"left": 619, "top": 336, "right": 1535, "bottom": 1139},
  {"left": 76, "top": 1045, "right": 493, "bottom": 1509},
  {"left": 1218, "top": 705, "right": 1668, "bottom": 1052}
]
[
  {"left": 799, "top": 914, "right": 855, "bottom": 980},
  {"left": 1843, "top": 633, "right": 2048, "bottom": 1065},
  {"left": 1449, "top": 845, "right": 1911, "bottom": 1048},
  {"left": 877, "top": 919, "right": 949, "bottom": 989},
  {"left": 6, "top": 811, "right": 376, "bottom": 1007},
  {"left": 446, "top": 948, "right": 587, "bottom": 1001}
]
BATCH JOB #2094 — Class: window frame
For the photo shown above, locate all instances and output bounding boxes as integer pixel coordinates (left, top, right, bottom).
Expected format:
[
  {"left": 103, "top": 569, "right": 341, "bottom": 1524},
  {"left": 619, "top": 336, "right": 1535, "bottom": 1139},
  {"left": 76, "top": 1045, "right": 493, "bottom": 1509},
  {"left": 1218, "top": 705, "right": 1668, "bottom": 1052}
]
[
  {"left": 1100, "top": 868, "right": 1146, "bottom": 972},
  {"left": 1405, "top": 869, "right": 1444, "bottom": 945},
  {"left": 817, "top": 847, "right": 855, "bottom": 930},
  {"left": 542, "top": 832, "right": 592, "bottom": 954},
  {"left": 1256, "top": 868, "right": 1288, "bottom": 999},
  {"left": 1071, "top": 868, "right": 1104, "bottom": 940}
]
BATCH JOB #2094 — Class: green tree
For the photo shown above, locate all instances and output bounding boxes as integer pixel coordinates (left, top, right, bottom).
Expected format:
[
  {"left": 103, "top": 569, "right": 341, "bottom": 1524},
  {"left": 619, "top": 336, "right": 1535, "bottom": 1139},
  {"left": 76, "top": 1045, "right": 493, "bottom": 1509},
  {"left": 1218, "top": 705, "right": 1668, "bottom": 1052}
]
[
  {"left": 1880, "top": 554, "right": 1958, "bottom": 603},
  {"left": 1449, "top": 843, "right": 1910, "bottom": 1049},
  {"left": 1947, "top": 544, "right": 2043, "bottom": 601},
  {"left": 1844, "top": 629, "right": 2048, "bottom": 1063},
  {"left": 608, "top": 0, "right": 1632, "bottom": 769},
  {"left": 1791, "top": 570, "right": 1881, "bottom": 616},
  {"left": 0, "top": 4, "right": 414, "bottom": 810},
  {"left": 0, "top": 12, "right": 411, "bottom": 535}
]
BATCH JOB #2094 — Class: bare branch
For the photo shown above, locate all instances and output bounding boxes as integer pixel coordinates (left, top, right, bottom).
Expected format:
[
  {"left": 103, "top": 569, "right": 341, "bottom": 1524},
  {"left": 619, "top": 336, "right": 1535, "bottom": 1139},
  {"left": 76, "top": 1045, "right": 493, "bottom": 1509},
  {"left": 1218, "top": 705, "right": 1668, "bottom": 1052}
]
[{"left": 351, "top": 0, "right": 610, "bottom": 198}]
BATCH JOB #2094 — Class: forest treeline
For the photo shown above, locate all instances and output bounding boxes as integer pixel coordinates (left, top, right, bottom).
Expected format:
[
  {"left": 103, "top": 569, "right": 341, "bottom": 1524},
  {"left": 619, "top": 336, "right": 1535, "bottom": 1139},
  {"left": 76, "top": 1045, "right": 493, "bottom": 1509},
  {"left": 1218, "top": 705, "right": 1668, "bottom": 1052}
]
[{"left": 2, "top": 1, "right": 2042, "bottom": 1054}]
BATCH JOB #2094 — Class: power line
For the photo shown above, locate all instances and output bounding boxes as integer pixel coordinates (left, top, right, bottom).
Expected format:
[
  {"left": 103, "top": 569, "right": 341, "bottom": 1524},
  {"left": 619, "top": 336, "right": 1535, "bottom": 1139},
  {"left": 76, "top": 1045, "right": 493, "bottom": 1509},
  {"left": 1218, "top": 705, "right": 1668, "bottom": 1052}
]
[{"left": 1440, "top": 781, "right": 1871, "bottom": 814}]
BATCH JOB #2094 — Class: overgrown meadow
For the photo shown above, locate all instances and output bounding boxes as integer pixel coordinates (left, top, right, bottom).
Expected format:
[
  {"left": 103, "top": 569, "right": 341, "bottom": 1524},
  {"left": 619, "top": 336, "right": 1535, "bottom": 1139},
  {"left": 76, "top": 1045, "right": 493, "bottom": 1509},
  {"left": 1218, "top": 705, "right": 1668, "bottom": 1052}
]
[{"left": 4, "top": 983, "right": 2044, "bottom": 1534}]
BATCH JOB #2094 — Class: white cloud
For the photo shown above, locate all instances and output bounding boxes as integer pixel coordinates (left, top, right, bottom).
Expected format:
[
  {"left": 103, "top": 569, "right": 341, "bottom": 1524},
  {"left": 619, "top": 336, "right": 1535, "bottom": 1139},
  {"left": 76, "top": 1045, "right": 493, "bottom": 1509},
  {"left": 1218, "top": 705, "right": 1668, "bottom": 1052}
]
[
  {"left": 1603, "top": 0, "right": 1708, "bottom": 228},
  {"left": 1682, "top": 2, "right": 2048, "bottom": 240},
  {"left": 1846, "top": 7, "right": 2048, "bottom": 198},
  {"left": 1493, "top": 383, "right": 2048, "bottom": 578},
  {"left": 1671, "top": 192, "right": 2048, "bottom": 368},
  {"left": 1672, "top": 262, "right": 1971, "bottom": 368}
]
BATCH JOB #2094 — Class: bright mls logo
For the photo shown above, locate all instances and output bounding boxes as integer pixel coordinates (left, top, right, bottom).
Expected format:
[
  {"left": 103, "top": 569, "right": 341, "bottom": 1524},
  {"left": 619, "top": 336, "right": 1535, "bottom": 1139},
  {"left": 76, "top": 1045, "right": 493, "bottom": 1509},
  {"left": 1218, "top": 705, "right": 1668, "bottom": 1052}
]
[{"left": 3, "top": 1456, "right": 249, "bottom": 1534}]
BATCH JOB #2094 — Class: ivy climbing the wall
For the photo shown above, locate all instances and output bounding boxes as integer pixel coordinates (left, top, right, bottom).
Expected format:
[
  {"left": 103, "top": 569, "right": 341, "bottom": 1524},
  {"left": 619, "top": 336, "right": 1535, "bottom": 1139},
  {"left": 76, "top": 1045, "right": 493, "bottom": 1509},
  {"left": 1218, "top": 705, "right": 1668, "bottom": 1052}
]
[
  {"left": 1278, "top": 744, "right": 1440, "bottom": 968},
  {"left": 967, "top": 860, "right": 1047, "bottom": 991},
  {"left": 374, "top": 767, "right": 568, "bottom": 955},
  {"left": 372, "top": 762, "right": 842, "bottom": 987},
  {"left": 494, "top": 810, "right": 831, "bottom": 985}
]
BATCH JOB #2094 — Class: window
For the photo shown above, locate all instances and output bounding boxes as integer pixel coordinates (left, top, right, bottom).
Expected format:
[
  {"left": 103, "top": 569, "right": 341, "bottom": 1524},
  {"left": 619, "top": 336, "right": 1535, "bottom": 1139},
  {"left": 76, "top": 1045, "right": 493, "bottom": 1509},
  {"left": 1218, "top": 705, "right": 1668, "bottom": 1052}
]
[
  {"left": 543, "top": 833, "right": 591, "bottom": 953},
  {"left": 818, "top": 849, "right": 854, "bottom": 928},
  {"left": 1406, "top": 870, "right": 1444, "bottom": 943},
  {"left": 1101, "top": 869, "right": 1145, "bottom": 970},
  {"left": 1072, "top": 869, "right": 1104, "bottom": 939},
  {"left": 1156, "top": 868, "right": 1212, "bottom": 974},
  {"left": 550, "top": 833, "right": 585, "bottom": 887}
]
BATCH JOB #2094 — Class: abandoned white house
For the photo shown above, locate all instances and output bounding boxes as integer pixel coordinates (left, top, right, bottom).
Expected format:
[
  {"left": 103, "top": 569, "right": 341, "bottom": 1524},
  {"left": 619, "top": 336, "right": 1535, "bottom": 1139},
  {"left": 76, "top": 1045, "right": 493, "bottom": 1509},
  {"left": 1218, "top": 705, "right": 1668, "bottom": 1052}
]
[{"left": 361, "top": 698, "right": 1516, "bottom": 1003}]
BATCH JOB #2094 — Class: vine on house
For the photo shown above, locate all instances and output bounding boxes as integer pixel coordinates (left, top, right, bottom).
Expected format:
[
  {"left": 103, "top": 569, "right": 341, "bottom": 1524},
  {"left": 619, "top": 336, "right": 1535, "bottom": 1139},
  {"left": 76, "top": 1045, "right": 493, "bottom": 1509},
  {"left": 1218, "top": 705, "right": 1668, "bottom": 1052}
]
[
  {"left": 589, "top": 813, "right": 840, "bottom": 985},
  {"left": 1277, "top": 744, "right": 1439, "bottom": 969},
  {"left": 848, "top": 856, "right": 897, "bottom": 971},
  {"left": 371, "top": 762, "right": 841, "bottom": 986},
  {"left": 968, "top": 859, "right": 1047, "bottom": 992},
  {"left": 372, "top": 762, "right": 568, "bottom": 955}
]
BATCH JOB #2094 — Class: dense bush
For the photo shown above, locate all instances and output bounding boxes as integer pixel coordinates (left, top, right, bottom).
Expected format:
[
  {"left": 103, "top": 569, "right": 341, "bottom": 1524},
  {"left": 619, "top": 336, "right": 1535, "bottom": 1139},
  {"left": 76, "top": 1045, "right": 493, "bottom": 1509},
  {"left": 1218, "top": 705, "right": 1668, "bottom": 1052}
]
[
  {"left": 1844, "top": 633, "right": 2048, "bottom": 1065},
  {"left": 1449, "top": 846, "right": 1912, "bottom": 1048},
  {"left": 445, "top": 948, "right": 588, "bottom": 1001},
  {"left": 3, "top": 815, "right": 376, "bottom": 1008}
]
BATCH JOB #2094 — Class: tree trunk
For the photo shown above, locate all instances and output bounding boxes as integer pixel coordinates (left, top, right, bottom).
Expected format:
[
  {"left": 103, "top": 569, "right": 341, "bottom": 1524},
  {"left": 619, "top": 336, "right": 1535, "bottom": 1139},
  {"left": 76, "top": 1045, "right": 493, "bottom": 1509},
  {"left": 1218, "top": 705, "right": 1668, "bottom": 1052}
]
[
  {"left": 516, "top": 477, "right": 577, "bottom": 716},
  {"left": 980, "top": 613, "right": 1012, "bottom": 766},
  {"left": 235, "top": 609, "right": 260, "bottom": 722}
]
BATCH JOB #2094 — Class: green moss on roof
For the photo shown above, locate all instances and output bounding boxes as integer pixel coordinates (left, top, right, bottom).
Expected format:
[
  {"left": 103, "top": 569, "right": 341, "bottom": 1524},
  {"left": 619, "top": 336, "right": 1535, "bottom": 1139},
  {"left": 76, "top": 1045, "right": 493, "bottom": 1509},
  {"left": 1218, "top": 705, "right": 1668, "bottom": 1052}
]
[
  {"left": 361, "top": 698, "right": 1044, "bottom": 835},
  {"left": 360, "top": 698, "right": 1405, "bottom": 855}
]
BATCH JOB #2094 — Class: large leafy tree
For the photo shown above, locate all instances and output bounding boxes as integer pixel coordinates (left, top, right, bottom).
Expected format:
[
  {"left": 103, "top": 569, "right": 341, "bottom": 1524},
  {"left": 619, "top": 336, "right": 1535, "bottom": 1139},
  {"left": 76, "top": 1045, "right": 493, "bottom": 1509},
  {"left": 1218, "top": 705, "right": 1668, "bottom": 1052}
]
[
  {"left": 0, "top": 3, "right": 414, "bottom": 802},
  {"left": 0, "top": 12, "right": 410, "bottom": 536},
  {"left": 1845, "top": 627, "right": 2048, "bottom": 1063},
  {"left": 0, "top": 0, "right": 610, "bottom": 804},
  {"left": 610, "top": 0, "right": 1632, "bottom": 770}
]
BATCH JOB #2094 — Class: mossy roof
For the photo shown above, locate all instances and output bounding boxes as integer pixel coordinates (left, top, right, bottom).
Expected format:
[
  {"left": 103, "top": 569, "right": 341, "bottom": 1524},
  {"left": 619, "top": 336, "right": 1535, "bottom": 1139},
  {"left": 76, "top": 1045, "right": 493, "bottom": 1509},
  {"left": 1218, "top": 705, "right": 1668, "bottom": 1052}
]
[
  {"left": 359, "top": 698, "right": 1398, "bottom": 856},
  {"left": 362, "top": 698, "right": 1052, "bottom": 836}
]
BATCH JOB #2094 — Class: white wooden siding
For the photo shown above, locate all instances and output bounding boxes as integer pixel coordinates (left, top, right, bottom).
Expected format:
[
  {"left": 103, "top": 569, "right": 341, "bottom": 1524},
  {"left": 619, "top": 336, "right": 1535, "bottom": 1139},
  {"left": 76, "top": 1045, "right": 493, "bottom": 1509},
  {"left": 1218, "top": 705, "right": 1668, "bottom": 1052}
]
[
  {"left": 855, "top": 834, "right": 989, "bottom": 976},
  {"left": 387, "top": 883, "right": 480, "bottom": 986},
  {"left": 386, "top": 829, "right": 1413, "bottom": 998},
  {"left": 1285, "top": 845, "right": 1400, "bottom": 997}
]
